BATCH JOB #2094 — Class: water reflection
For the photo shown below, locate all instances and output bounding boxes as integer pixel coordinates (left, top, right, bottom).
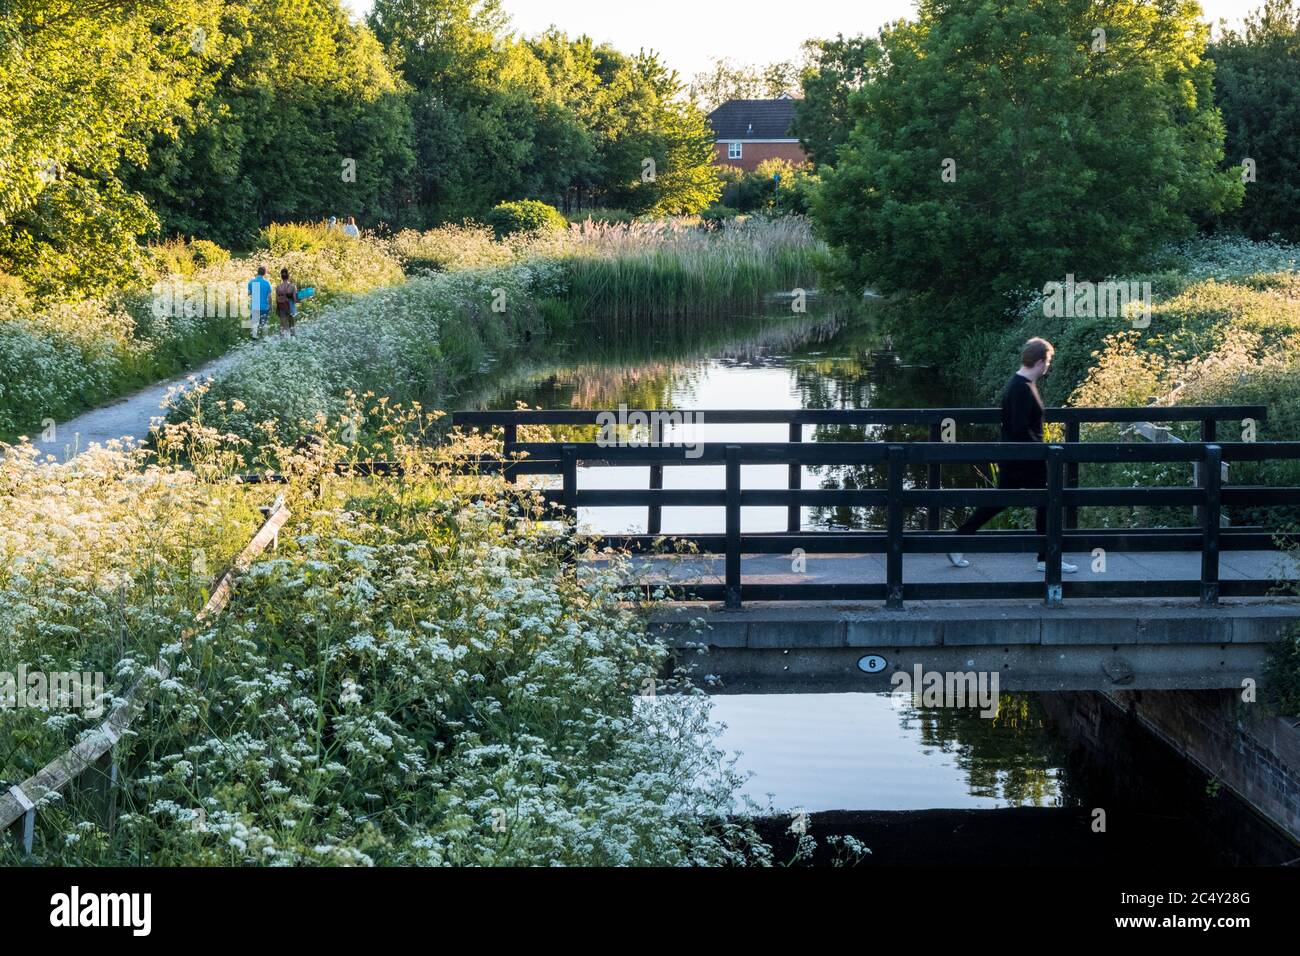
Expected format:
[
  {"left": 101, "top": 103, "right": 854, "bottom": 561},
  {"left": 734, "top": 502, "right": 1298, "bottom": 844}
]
[{"left": 711, "top": 692, "right": 1067, "bottom": 813}]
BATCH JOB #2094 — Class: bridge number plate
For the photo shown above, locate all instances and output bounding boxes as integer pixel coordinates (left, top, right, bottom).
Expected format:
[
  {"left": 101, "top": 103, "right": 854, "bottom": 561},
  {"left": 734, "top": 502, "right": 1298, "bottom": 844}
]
[{"left": 856, "top": 655, "right": 888, "bottom": 674}]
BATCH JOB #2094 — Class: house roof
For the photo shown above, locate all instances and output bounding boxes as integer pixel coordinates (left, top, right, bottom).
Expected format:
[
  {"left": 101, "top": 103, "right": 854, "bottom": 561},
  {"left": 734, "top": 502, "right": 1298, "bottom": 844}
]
[{"left": 707, "top": 98, "right": 799, "bottom": 141}]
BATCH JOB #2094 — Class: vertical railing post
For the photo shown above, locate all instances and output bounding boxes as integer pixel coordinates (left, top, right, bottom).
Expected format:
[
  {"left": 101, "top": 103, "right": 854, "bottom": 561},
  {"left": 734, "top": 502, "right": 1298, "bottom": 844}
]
[
  {"left": 725, "top": 445, "right": 742, "bottom": 609},
  {"left": 561, "top": 444, "right": 578, "bottom": 516},
  {"left": 787, "top": 421, "right": 803, "bottom": 533},
  {"left": 1201, "top": 443, "right": 1222, "bottom": 607},
  {"left": 1064, "top": 420, "right": 1080, "bottom": 530},
  {"left": 926, "top": 422, "right": 942, "bottom": 531},
  {"left": 1201, "top": 418, "right": 1217, "bottom": 443},
  {"left": 502, "top": 422, "right": 518, "bottom": 484},
  {"left": 1044, "top": 445, "right": 1064, "bottom": 608},
  {"left": 886, "top": 444, "right": 905, "bottom": 609},
  {"left": 648, "top": 418, "right": 663, "bottom": 536}
]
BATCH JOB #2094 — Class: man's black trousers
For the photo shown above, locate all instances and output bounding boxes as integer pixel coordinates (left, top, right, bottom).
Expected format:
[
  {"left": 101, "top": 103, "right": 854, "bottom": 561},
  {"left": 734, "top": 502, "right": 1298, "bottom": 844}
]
[{"left": 954, "top": 460, "right": 1048, "bottom": 562}]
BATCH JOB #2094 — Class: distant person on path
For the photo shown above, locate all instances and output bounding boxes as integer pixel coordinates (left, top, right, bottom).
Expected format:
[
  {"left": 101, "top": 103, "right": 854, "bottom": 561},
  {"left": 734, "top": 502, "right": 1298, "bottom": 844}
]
[
  {"left": 948, "top": 337, "right": 1078, "bottom": 574},
  {"left": 327, "top": 215, "right": 338, "bottom": 231},
  {"left": 342, "top": 215, "right": 361, "bottom": 239},
  {"left": 247, "top": 265, "right": 271, "bottom": 340},
  {"left": 275, "top": 268, "right": 298, "bottom": 338}
]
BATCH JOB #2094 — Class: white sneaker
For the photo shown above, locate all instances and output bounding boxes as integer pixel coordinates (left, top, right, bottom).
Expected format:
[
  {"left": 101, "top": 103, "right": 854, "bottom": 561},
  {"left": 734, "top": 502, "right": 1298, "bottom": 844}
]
[
  {"left": 948, "top": 552, "right": 970, "bottom": 568},
  {"left": 1037, "top": 560, "right": 1078, "bottom": 573}
]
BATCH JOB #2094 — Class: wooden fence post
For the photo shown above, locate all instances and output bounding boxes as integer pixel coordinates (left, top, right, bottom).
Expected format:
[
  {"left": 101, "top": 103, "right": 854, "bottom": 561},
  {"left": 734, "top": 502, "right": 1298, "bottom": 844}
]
[
  {"left": 1065, "top": 420, "right": 1080, "bottom": 530},
  {"left": 648, "top": 418, "right": 663, "bottom": 536},
  {"left": 726, "top": 445, "right": 742, "bottom": 610},
  {"left": 886, "top": 445, "right": 905, "bottom": 609},
  {"left": 927, "top": 422, "right": 942, "bottom": 531},
  {"left": 1201, "top": 443, "right": 1222, "bottom": 607},
  {"left": 788, "top": 422, "right": 802, "bottom": 533},
  {"left": 1044, "top": 445, "right": 1064, "bottom": 608}
]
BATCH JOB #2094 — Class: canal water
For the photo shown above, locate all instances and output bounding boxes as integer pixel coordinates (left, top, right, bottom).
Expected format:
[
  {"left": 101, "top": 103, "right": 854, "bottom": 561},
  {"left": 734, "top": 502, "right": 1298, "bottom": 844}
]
[{"left": 474, "top": 300, "right": 1299, "bottom": 865}]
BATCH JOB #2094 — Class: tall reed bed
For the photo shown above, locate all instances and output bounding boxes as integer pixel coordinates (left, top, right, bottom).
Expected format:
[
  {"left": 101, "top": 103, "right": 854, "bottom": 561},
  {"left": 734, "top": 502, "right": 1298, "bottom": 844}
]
[{"left": 533, "top": 217, "right": 824, "bottom": 325}]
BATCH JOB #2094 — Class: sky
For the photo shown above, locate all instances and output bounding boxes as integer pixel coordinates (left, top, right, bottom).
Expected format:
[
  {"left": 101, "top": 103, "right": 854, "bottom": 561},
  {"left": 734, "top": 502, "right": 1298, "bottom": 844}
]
[{"left": 340, "top": 1, "right": 1264, "bottom": 80}]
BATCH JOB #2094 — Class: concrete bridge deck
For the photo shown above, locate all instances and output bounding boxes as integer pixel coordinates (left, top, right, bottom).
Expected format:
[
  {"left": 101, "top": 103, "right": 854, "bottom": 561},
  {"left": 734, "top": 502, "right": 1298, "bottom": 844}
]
[
  {"left": 619, "top": 548, "right": 1300, "bottom": 588},
  {"left": 650, "top": 596, "right": 1300, "bottom": 693},
  {"left": 627, "top": 549, "right": 1300, "bottom": 693}
]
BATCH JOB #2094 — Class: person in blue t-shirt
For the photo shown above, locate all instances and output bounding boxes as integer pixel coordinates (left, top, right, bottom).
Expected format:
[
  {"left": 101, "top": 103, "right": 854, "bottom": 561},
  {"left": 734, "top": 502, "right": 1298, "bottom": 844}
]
[{"left": 247, "top": 266, "right": 272, "bottom": 340}]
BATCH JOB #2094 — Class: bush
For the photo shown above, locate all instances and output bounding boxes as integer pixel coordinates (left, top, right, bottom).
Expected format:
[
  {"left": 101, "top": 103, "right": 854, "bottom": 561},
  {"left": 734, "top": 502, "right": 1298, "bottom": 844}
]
[
  {"left": 485, "top": 200, "right": 568, "bottom": 240},
  {"left": 0, "top": 429, "right": 766, "bottom": 866},
  {"left": 387, "top": 224, "right": 513, "bottom": 273},
  {"left": 145, "top": 238, "right": 233, "bottom": 279},
  {"left": 700, "top": 204, "right": 741, "bottom": 224},
  {"left": 260, "top": 222, "right": 356, "bottom": 255}
]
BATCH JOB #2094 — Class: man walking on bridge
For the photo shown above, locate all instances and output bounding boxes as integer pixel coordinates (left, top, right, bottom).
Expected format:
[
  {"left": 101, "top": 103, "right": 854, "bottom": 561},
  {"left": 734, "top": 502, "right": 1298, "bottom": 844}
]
[{"left": 948, "top": 337, "right": 1078, "bottom": 573}]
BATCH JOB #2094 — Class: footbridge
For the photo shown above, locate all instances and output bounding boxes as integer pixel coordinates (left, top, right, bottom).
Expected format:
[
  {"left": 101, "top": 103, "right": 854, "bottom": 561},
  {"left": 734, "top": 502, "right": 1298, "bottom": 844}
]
[{"left": 453, "top": 404, "right": 1300, "bottom": 692}]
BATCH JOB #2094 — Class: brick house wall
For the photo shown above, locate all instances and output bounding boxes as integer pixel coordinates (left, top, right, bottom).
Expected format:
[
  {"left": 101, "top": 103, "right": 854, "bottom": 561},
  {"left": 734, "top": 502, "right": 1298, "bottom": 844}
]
[{"left": 713, "top": 140, "right": 808, "bottom": 172}]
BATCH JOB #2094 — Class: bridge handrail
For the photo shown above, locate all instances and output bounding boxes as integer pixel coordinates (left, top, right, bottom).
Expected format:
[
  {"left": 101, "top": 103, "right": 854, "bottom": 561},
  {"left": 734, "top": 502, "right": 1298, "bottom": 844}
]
[
  {"left": 530, "top": 440, "right": 1298, "bottom": 610},
  {"left": 452, "top": 405, "right": 1266, "bottom": 428},
  {"left": 490, "top": 440, "right": 1300, "bottom": 465}
]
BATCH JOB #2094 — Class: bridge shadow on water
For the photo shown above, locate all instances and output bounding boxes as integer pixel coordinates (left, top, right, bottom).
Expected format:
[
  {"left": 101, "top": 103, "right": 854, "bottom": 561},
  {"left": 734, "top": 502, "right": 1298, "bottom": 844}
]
[{"left": 752, "top": 691, "right": 1299, "bottom": 867}]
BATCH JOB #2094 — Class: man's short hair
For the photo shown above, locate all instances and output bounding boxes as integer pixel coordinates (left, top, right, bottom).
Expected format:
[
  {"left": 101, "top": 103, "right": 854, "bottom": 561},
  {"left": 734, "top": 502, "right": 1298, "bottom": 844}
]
[
  {"left": 1021, "top": 337, "right": 1054, "bottom": 368},
  {"left": 256, "top": 266, "right": 266, "bottom": 276}
]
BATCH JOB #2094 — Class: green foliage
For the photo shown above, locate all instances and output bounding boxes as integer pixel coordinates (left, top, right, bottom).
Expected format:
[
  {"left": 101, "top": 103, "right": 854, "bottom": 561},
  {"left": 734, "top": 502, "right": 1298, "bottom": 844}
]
[
  {"left": 485, "top": 200, "right": 568, "bottom": 240},
  {"left": 387, "top": 223, "right": 513, "bottom": 272},
  {"left": 128, "top": 0, "right": 417, "bottom": 248},
  {"left": 980, "top": 236, "right": 1300, "bottom": 530},
  {"left": 146, "top": 238, "right": 233, "bottom": 279},
  {"left": 720, "top": 159, "right": 819, "bottom": 215},
  {"left": 0, "top": 0, "right": 211, "bottom": 300},
  {"left": 572, "top": 208, "right": 636, "bottom": 225},
  {"left": 1208, "top": 0, "right": 1300, "bottom": 241},
  {"left": 795, "top": 34, "right": 882, "bottom": 167},
  {"left": 700, "top": 204, "right": 741, "bottom": 223},
  {"left": 813, "top": 0, "right": 1242, "bottom": 321},
  {"left": 688, "top": 57, "right": 801, "bottom": 112},
  {"left": 553, "top": 217, "right": 822, "bottom": 327},
  {"left": 0, "top": 428, "right": 766, "bottom": 866},
  {"left": 1263, "top": 624, "right": 1300, "bottom": 717}
]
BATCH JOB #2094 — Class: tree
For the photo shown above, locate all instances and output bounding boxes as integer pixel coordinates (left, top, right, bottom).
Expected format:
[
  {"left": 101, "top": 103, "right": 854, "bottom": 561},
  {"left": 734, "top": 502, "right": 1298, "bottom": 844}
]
[
  {"left": 688, "top": 58, "right": 800, "bottom": 112},
  {"left": 1209, "top": 0, "right": 1300, "bottom": 241},
  {"left": 130, "top": 0, "right": 416, "bottom": 247},
  {"left": 814, "top": 0, "right": 1242, "bottom": 325},
  {"left": 0, "top": 0, "right": 213, "bottom": 299},
  {"left": 795, "top": 34, "right": 881, "bottom": 167}
]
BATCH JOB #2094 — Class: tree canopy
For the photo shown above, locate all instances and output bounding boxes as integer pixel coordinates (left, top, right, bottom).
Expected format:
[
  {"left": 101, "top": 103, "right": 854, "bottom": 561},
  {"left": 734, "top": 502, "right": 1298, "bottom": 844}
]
[
  {"left": 812, "top": 0, "right": 1241, "bottom": 319},
  {"left": 1209, "top": 0, "right": 1300, "bottom": 241},
  {"left": 0, "top": 0, "right": 722, "bottom": 300}
]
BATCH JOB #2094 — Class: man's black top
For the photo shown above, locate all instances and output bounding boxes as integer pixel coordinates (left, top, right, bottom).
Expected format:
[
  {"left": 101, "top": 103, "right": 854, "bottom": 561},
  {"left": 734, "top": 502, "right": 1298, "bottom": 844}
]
[{"left": 1000, "top": 372, "right": 1044, "bottom": 443}]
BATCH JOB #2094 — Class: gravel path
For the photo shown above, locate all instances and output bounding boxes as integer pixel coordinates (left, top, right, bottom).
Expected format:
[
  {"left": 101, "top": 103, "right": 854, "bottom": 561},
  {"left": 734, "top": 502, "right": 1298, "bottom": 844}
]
[{"left": 31, "top": 343, "right": 255, "bottom": 462}]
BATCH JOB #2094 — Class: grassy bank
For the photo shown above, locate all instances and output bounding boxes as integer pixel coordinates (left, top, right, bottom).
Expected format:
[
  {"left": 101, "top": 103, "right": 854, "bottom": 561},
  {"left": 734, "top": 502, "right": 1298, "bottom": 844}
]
[
  {"left": 0, "top": 227, "right": 406, "bottom": 443},
  {"left": 168, "top": 217, "right": 824, "bottom": 454},
  {"left": 0, "top": 422, "right": 770, "bottom": 865}
]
